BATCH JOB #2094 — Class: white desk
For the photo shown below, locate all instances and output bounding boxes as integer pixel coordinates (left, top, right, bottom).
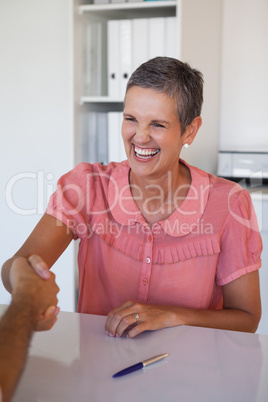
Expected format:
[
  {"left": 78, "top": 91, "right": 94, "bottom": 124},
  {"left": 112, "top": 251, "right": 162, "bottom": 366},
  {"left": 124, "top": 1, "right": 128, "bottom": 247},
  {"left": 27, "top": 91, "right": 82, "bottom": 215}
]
[{"left": 1, "top": 306, "right": 267, "bottom": 402}]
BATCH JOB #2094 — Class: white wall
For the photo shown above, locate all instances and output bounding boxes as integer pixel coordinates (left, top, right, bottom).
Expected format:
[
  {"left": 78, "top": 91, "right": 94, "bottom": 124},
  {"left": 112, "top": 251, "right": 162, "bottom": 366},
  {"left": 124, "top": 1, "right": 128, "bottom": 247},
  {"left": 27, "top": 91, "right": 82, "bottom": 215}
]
[
  {"left": 0, "top": 0, "right": 75, "bottom": 311},
  {"left": 219, "top": 0, "right": 268, "bottom": 335},
  {"left": 219, "top": 0, "right": 268, "bottom": 151},
  {"left": 180, "top": 0, "right": 222, "bottom": 175}
]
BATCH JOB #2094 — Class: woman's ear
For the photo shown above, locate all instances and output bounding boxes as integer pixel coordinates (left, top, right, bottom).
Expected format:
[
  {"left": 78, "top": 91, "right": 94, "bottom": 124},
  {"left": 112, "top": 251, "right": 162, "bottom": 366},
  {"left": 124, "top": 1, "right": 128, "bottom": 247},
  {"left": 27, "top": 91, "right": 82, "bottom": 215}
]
[{"left": 182, "top": 116, "right": 202, "bottom": 146}]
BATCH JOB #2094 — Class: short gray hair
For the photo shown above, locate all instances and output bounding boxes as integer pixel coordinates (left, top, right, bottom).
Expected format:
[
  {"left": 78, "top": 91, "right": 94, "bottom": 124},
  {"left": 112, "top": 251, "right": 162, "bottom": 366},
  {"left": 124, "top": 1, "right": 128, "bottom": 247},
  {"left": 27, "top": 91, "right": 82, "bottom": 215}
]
[{"left": 126, "top": 57, "right": 204, "bottom": 134}]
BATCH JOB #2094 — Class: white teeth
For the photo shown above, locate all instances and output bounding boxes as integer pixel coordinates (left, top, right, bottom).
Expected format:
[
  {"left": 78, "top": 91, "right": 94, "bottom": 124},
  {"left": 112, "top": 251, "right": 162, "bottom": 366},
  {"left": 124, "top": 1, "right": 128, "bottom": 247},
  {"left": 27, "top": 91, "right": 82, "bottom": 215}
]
[{"left": 134, "top": 146, "right": 159, "bottom": 157}]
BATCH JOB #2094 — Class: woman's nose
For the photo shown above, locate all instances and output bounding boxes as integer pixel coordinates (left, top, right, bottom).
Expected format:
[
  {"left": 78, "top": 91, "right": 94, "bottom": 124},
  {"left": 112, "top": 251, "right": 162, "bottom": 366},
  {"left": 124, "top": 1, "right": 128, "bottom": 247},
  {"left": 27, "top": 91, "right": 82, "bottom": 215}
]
[{"left": 134, "top": 125, "right": 150, "bottom": 144}]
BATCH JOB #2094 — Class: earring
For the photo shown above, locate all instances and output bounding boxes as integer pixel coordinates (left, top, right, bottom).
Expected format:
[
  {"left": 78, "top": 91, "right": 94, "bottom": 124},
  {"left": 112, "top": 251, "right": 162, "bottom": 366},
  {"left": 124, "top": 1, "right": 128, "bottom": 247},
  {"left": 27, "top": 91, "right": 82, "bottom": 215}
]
[{"left": 184, "top": 143, "right": 189, "bottom": 149}]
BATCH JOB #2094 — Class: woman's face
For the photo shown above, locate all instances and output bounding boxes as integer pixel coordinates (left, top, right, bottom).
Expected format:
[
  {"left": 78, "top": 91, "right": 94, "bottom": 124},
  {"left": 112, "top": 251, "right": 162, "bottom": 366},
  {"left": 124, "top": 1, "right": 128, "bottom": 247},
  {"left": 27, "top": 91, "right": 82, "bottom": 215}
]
[{"left": 122, "top": 86, "right": 185, "bottom": 181}]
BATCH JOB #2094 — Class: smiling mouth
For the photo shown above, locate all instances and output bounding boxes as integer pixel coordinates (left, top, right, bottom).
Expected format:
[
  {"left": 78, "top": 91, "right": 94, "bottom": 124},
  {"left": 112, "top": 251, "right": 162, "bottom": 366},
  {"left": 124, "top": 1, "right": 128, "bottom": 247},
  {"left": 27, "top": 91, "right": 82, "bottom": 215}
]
[{"left": 134, "top": 145, "right": 160, "bottom": 159}]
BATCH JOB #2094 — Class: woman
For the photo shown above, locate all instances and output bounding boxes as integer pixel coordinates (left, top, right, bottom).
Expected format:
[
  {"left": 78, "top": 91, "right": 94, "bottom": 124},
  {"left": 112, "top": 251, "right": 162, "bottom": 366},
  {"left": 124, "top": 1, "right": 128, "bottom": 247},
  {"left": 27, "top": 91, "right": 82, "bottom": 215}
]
[{"left": 1, "top": 57, "right": 262, "bottom": 337}]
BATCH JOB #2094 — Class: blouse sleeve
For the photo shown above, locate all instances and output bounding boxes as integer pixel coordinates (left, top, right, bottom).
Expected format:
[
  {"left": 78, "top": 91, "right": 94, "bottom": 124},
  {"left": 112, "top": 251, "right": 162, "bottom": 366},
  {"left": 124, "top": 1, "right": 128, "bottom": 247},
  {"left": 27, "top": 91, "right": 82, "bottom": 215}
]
[
  {"left": 216, "top": 189, "right": 263, "bottom": 286},
  {"left": 45, "top": 163, "right": 95, "bottom": 240}
]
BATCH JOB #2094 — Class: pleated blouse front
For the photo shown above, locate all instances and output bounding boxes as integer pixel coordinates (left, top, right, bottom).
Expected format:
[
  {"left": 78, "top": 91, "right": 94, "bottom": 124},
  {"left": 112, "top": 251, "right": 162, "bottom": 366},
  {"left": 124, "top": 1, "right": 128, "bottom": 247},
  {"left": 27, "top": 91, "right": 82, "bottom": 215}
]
[{"left": 46, "top": 160, "right": 262, "bottom": 316}]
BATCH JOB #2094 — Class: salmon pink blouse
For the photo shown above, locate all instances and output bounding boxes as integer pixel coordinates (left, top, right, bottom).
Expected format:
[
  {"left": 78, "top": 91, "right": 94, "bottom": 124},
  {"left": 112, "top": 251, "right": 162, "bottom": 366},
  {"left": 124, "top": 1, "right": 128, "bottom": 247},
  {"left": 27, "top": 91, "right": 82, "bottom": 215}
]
[{"left": 46, "top": 160, "right": 262, "bottom": 315}]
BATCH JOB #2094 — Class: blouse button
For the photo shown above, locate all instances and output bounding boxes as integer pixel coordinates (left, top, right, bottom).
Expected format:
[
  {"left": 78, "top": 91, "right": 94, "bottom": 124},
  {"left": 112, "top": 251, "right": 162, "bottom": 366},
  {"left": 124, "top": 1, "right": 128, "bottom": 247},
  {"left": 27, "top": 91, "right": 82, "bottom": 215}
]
[
  {"left": 143, "top": 278, "right": 148, "bottom": 285},
  {"left": 146, "top": 257, "right": 151, "bottom": 264},
  {"left": 148, "top": 234, "right": 152, "bottom": 241}
]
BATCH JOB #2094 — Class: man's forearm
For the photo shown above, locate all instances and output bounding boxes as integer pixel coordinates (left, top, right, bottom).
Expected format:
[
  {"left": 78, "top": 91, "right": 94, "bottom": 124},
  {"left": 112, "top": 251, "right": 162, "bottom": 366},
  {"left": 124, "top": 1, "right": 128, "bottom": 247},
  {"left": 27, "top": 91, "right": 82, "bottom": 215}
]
[{"left": 0, "top": 301, "right": 37, "bottom": 402}]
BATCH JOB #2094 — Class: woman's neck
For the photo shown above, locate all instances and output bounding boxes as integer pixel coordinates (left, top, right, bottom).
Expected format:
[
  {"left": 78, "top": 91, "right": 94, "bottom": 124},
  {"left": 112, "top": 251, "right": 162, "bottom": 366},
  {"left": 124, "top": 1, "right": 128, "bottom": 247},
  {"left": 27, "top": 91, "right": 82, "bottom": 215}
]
[{"left": 129, "top": 162, "right": 191, "bottom": 225}]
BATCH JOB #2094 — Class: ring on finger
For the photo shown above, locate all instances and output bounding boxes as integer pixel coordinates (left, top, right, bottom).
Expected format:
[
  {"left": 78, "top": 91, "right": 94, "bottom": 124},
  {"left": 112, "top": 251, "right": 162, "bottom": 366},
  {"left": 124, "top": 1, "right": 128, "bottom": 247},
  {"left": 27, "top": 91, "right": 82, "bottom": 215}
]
[{"left": 132, "top": 313, "right": 139, "bottom": 323}]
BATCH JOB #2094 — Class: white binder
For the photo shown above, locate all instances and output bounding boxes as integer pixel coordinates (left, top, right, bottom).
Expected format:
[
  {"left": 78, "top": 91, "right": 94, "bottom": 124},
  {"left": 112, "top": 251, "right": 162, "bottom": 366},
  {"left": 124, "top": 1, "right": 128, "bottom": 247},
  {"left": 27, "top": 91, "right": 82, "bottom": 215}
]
[
  {"left": 165, "top": 17, "right": 177, "bottom": 58},
  {"left": 132, "top": 18, "right": 149, "bottom": 72},
  {"left": 119, "top": 19, "right": 132, "bottom": 99},
  {"left": 107, "top": 16, "right": 175, "bottom": 98},
  {"left": 108, "top": 112, "right": 120, "bottom": 162},
  {"left": 118, "top": 113, "right": 125, "bottom": 161},
  {"left": 97, "top": 113, "right": 108, "bottom": 165},
  {"left": 107, "top": 20, "right": 120, "bottom": 98},
  {"left": 84, "top": 112, "right": 98, "bottom": 164},
  {"left": 85, "top": 22, "right": 103, "bottom": 96},
  {"left": 148, "top": 18, "right": 165, "bottom": 59},
  {"left": 108, "top": 112, "right": 125, "bottom": 162}
]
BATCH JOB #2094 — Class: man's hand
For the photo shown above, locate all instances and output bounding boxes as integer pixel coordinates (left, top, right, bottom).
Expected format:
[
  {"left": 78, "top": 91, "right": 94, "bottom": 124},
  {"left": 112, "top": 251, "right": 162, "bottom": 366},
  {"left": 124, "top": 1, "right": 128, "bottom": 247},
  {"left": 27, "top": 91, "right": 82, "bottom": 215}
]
[{"left": 9, "top": 255, "right": 60, "bottom": 331}]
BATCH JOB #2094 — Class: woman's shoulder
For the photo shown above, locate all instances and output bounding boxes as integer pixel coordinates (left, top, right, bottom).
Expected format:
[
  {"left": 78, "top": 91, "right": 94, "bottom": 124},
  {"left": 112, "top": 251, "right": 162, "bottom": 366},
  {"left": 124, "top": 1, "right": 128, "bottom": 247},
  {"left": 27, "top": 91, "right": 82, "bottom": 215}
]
[
  {"left": 207, "top": 173, "right": 250, "bottom": 202},
  {"left": 60, "top": 160, "right": 130, "bottom": 183},
  {"left": 186, "top": 160, "right": 244, "bottom": 193},
  {"left": 185, "top": 160, "right": 252, "bottom": 210}
]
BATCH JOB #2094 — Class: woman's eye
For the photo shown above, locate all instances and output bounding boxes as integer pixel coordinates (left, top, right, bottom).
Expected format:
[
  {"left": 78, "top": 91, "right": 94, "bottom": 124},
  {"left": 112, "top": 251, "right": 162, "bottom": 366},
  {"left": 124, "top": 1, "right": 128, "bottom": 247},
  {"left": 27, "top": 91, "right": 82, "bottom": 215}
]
[{"left": 153, "top": 123, "right": 165, "bottom": 128}]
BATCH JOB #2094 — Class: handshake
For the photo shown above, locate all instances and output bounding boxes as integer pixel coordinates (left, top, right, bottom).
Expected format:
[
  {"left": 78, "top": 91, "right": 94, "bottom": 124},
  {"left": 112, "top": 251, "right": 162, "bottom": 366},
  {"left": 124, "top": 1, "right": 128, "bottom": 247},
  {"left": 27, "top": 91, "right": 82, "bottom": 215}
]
[{"left": 10, "top": 255, "right": 60, "bottom": 331}]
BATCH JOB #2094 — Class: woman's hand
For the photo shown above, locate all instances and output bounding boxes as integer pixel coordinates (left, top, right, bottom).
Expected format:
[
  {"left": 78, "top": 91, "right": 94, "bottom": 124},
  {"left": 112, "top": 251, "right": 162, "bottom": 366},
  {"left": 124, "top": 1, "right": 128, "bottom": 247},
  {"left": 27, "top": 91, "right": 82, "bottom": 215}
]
[
  {"left": 28, "top": 254, "right": 52, "bottom": 280},
  {"left": 105, "top": 301, "right": 181, "bottom": 338},
  {"left": 105, "top": 271, "right": 262, "bottom": 337},
  {"left": 28, "top": 255, "right": 60, "bottom": 330},
  {"left": 35, "top": 305, "right": 60, "bottom": 331}
]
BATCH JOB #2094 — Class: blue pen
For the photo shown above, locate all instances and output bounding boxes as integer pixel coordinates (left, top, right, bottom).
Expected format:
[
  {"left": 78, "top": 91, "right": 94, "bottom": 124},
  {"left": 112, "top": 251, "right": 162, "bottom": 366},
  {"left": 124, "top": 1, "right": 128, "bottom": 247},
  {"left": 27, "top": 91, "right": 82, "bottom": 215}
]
[{"left": 113, "top": 353, "right": 168, "bottom": 378}]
